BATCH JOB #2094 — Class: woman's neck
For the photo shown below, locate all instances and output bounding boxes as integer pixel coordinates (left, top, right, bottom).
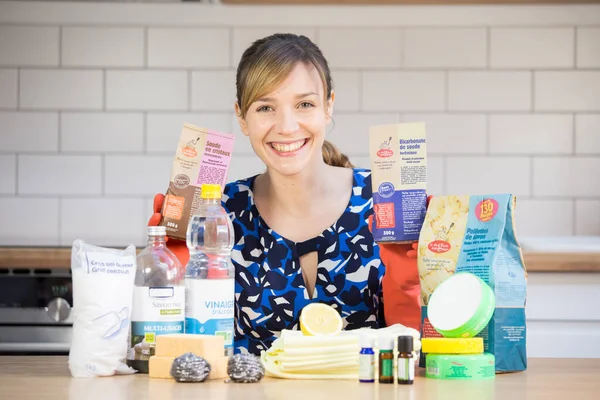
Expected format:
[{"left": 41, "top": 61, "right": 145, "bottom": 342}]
[{"left": 259, "top": 160, "right": 334, "bottom": 218}]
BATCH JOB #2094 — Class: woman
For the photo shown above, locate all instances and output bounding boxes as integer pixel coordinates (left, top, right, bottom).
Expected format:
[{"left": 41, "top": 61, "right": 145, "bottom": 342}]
[{"left": 149, "top": 33, "right": 421, "bottom": 356}]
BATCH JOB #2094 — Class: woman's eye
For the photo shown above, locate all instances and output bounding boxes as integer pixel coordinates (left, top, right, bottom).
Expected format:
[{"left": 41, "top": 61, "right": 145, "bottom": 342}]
[
  {"left": 298, "top": 102, "right": 314, "bottom": 108},
  {"left": 257, "top": 105, "right": 273, "bottom": 112}
]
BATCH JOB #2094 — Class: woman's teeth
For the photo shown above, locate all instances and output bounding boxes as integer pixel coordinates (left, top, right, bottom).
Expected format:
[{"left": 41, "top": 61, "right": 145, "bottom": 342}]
[{"left": 271, "top": 139, "right": 306, "bottom": 153}]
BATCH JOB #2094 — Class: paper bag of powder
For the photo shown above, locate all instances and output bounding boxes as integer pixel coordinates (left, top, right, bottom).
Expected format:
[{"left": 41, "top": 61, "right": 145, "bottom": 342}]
[
  {"left": 417, "top": 194, "right": 527, "bottom": 373},
  {"left": 159, "top": 123, "right": 234, "bottom": 241}
]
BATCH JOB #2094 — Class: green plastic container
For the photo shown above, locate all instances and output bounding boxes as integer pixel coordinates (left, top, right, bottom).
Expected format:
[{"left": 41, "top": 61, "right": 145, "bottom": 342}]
[
  {"left": 427, "top": 272, "right": 495, "bottom": 338},
  {"left": 426, "top": 353, "right": 495, "bottom": 380}
]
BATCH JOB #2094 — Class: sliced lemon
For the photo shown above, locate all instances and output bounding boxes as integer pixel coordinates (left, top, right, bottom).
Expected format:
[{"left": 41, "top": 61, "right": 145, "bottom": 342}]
[{"left": 299, "top": 303, "right": 343, "bottom": 336}]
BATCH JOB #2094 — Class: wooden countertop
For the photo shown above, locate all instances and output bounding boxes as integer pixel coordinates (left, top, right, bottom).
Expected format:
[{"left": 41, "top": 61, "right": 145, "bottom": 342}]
[
  {"left": 0, "top": 357, "right": 598, "bottom": 399},
  {"left": 1, "top": 246, "right": 600, "bottom": 272}
]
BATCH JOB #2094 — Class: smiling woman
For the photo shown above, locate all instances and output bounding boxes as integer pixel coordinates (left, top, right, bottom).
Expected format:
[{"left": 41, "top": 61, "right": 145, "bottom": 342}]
[{"left": 150, "top": 33, "right": 423, "bottom": 356}]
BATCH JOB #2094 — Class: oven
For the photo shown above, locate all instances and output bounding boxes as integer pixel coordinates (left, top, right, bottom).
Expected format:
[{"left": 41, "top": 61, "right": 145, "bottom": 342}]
[{"left": 0, "top": 265, "right": 73, "bottom": 355}]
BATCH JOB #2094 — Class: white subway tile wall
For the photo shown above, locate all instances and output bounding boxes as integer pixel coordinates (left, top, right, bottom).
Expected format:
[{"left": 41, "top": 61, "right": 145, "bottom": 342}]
[{"left": 0, "top": 3, "right": 598, "bottom": 247}]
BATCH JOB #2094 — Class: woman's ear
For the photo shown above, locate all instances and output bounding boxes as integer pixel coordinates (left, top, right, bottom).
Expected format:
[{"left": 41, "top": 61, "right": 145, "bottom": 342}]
[
  {"left": 326, "top": 91, "right": 335, "bottom": 123},
  {"left": 234, "top": 102, "right": 249, "bottom": 137}
]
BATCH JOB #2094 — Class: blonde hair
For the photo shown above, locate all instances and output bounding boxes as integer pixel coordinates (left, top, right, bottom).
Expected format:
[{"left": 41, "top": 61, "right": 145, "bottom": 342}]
[{"left": 235, "top": 33, "right": 353, "bottom": 169}]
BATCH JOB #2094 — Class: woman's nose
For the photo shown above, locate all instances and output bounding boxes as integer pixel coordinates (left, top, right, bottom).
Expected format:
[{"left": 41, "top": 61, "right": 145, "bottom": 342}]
[{"left": 275, "top": 108, "right": 300, "bottom": 135}]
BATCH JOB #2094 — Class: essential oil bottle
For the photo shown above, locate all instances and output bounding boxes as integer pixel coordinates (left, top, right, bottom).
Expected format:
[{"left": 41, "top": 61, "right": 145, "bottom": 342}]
[
  {"left": 378, "top": 336, "right": 394, "bottom": 384},
  {"left": 397, "top": 335, "right": 415, "bottom": 385},
  {"left": 359, "top": 335, "right": 375, "bottom": 383}
]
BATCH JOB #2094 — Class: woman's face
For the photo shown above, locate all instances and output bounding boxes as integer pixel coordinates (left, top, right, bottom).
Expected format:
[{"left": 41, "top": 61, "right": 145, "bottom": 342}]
[{"left": 236, "top": 62, "right": 334, "bottom": 177}]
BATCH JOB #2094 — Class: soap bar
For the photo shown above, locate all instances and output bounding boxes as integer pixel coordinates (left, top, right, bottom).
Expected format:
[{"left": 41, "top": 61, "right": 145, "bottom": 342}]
[
  {"left": 155, "top": 334, "right": 224, "bottom": 360},
  {"left": 426, "top": 353, "right": 495, "bottom": 380},
  {"left": 149, "top": 356, "right": 229, "bottom": 380},
  {"left": 422, "top": 338, "right": 483, "bottom": 354}
]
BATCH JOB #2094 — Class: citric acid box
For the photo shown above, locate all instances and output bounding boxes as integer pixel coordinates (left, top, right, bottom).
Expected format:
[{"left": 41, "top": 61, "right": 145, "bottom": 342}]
[
  {"left": 369, "top": 123, "right": 427, "bottom": 243},
  {"left": 159, "top": 123, "right": 234, "bottom": 241}
]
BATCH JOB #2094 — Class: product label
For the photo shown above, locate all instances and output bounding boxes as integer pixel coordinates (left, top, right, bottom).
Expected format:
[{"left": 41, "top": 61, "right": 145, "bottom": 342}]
[
  {"left": 358, "top": 354, "right": 375, "bottom": 381},
  {"left": 370, "top": 123, "right": 427, "bottom": 243},
  {"left": 128, "top": 286, "right": 185, "bottom": 361},
  {"left": 397, "top": 358, "right": 415, "bottom": 381},
  {"left": 84, "top": 252, "right": 135, "bottom": 276},
  {"left": 380, "top": 358, "right": 393, "bottom": 378},
  {"left": 185, "top": 278, "right": 235, "bottom": 349}
]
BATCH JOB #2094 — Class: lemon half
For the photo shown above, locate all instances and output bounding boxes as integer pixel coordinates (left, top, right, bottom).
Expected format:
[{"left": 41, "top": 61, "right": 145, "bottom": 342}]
[{"left": 299, "top": 303, "right": 343, "bottom": 336}]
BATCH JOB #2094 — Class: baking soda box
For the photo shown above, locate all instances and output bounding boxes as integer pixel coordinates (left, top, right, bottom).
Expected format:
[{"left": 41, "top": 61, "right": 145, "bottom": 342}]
[
  {"left": 159, "top": 123, "right": 234, "bottom": 241},
  {"left": 369, "top": 123, "right": 427, "bottom": 243}
]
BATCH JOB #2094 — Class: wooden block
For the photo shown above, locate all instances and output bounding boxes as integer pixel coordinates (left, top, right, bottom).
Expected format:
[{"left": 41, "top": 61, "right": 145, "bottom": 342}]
[
  {"left": 154, "top": 334, "right": 224, "bottom": 360},
  {"left": 207, "top": 356, "right": 229, "bottom": 380},
  {"left": 149, "top": 356, "right": 175, "bottom": 379}
]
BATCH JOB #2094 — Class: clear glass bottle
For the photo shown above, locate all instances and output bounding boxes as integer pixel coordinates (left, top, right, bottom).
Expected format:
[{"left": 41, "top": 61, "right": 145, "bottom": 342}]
[
  {"left": 127, "top": 226, "right": 185, "bottom": 373},
  {"left": 397, "top": 335, "right": 415, "bottom": 385},
  {"left": 185, "top": 183, "right": 235, "bottom": 356}
]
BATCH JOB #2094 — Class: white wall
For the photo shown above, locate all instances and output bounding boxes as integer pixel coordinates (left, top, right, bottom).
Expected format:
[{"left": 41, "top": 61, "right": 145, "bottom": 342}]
[{"left": 0, "top": 1, "right": 599, "bottom": 358}]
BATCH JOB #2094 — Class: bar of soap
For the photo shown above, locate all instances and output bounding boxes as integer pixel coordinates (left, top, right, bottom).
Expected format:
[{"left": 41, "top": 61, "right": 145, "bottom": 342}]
[
  {"left": 149, "top": 356, "right": 229, "bottom": 380},
  {"left": 155, "top": 334, "right": 224, "bottom": 360}
]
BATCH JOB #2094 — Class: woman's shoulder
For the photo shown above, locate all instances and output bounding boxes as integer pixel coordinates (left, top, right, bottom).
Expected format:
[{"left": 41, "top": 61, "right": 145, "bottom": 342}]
[{"left": 222, "top": 175, "right": 258, "bottom": 215}]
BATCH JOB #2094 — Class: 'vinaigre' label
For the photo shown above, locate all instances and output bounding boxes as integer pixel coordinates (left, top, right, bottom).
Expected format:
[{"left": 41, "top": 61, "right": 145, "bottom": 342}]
[{"left": 185, "top": 278, "right": 234, "bottom": 349}]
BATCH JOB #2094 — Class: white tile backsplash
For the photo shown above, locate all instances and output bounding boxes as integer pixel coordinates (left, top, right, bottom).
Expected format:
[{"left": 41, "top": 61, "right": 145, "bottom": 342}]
[
  {"left": 61, "top": 112, "right": 144, "bottom": 153},
  {"left": 60, "top": 198, "right": 146, "bottom": 246},
  {"left": 0, "top": 2, "right": 598, "bottom": 247},
  {"left": 331, "top": 71, "right": 360, "bottom": 112},
  {"left": 106, "top": 70, "right": 188, "bottom": 111},
  {"left": 0, "top": 155, "right": 16, "bottom": 194},
  {"left": 62, "top": 27, "right": 144, "bottom": 67},
  {"left": 0, "top": 69, "right": 18, "bottom": 108},
  {"left": 402, "top": 113, "right": 486, "bottom": 155},
  {"left": 362, "top": 71, "right": 445, "bottom": 111},
  {"left": 148, "top": 28, "right": 230, "bottom": 68},
  {"left": 104, "top": 155, "right": 171, "bottom": 196},
  {"left": 575, "top": 114, "right": 600, "bottom": 154},
  {"left": 404, "top": 28, "right": 487, "bottom": 68},
  {"left": 18, "top": 155, "right": 102, "bottom": 195},
  {"left": 0, "top": 26, "right": 59, "bottom": 67},
  {"left": 575, "top": 200, "right": 600, "bottom": 235},
  {"left": 318, "top": 28, "right": 402, "bottom": 69},
  {"left": 0, "top": 112, "right": 58, "bottom": 152},
  {"left": 490, "top": 28, "right": 574, "bottom": 68},
  {"left": 0, "top": 198, "right": 59, "bottom": 245},
  {"left": 449, "top": 71, "right": 531, "bottom": 111},
  {"left": 535, "top": 72, "right": 600, "bottom": 111},
  {"left": 446, "top": 156, "right": 530, "bottom": 197},
  {"left": 191, "top": 70, "right": 236, "bottom": 112},
  {"left": 577, "top": 28, "right": 600, "bottom": 68},
  {"left": 489, "top": 114, "right": 573, "bottom": 154},
  {"left": 533, "top": 157, "right": 600, "bottom": 197},
  {"left": 20, "top": 69, "right": 103, "bottom": 110},
  {"left": 515, "top": 199, "right": 574, "bottom": 237}
]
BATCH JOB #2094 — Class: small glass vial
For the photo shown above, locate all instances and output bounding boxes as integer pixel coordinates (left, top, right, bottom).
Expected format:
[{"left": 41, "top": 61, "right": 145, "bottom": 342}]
[
  {"left": 397, "top": 335, "right": 415, "bottom": 385},
  {"left": 359, "top": 336, "right": 375, "bottom": 383},
  {"left": 378, "top": 336, "right": 394, "bottom": 384}
]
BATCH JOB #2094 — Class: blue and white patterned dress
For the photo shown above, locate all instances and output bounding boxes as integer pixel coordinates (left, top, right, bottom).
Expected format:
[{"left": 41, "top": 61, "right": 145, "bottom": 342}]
[{"left": 222, "top": 168, "right": 386, "bottom": 355}]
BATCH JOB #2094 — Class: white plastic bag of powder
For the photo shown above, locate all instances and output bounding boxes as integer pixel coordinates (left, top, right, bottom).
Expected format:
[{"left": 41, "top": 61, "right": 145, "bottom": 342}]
[{"left": 68, "top": 239, "right": 137, "bottom": 377}]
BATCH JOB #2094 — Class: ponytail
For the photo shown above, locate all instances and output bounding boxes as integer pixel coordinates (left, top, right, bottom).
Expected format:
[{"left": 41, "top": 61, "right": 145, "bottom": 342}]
[{"left": 322, "top": 140, "right": 354, "bottom": 168}]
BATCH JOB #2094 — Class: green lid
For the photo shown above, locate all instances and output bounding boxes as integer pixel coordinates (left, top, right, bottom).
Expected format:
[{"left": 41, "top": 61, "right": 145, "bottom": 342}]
[{"left": 427, "top": 272, "right": 495, "bottom": 338}]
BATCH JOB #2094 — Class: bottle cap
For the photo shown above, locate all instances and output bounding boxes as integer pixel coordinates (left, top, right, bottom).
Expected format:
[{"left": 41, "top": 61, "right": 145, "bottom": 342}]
[
  {"left": 201, "top": 184, "right": 222, "bottom": 200},
  {"left": 147, "top": 226, "right": 167, "bottom": 236},
  {"left": 360, "top": 335, "right": 374, "bottom": 349},
  {"left": 378, "top": 335, "right": 394, "bottom": 351},
  {"left": 397, "top": 335, "right": 414, "bottom": 353}
]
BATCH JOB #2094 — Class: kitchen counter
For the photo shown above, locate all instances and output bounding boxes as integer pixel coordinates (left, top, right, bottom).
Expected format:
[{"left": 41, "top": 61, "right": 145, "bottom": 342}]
[
  {"left": 0, "top": 357, "right": 598, "bottom": 399},
  {"left": 2, "top": 244, "right": 600, "bottom": 272}
]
